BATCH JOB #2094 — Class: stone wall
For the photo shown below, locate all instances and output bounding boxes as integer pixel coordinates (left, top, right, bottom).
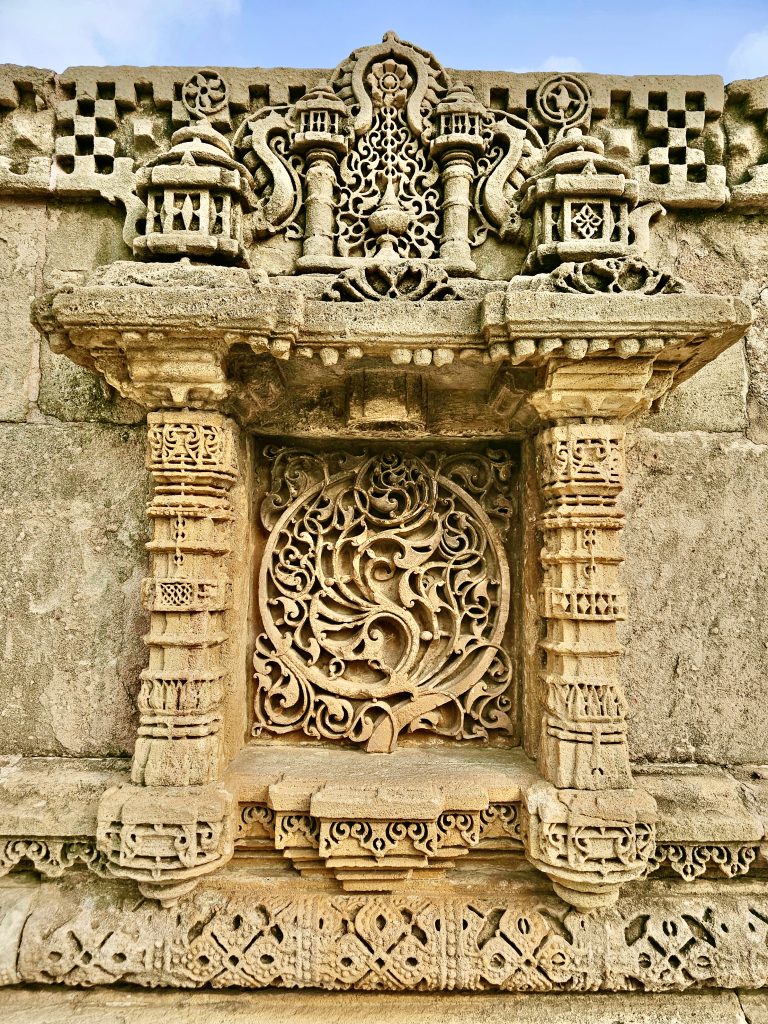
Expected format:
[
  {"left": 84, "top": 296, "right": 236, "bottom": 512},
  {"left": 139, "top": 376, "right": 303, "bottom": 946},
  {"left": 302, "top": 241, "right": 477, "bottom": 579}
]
[
  {"left": 0, "top": 198, "right": 146, "bottom": 758},
  {"left": 3, "top": 195, "right": 767, "bottom": 765},
  {"left": 2, "top": 38, "right": 768, "bottom": 1014}
]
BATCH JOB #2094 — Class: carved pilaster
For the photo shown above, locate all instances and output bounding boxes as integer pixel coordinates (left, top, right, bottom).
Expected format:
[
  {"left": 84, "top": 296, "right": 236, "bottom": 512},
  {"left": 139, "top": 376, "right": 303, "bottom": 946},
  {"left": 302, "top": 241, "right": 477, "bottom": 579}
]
[
  {"left": 537, "top": 422, "right": 629, "bottom": 791},
  {"left": 524, "top": 421, "right": 656, "bottom": 909},
  {"left": 96, "top": 411, "right": 239, "bottom": 902},
  {"left": 134, "top": 411, "right": 238, "bottom": 787}
]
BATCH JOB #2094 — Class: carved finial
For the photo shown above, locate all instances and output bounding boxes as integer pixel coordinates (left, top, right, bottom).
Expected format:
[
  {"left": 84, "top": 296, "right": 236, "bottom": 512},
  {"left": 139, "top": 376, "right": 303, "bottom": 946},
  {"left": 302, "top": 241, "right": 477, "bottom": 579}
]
[
  {"left": 133, "top": 80, "right": 253, "bottom": 264},
  {"left": 369, "top": 179, "right": 411, "bottom": 262}
]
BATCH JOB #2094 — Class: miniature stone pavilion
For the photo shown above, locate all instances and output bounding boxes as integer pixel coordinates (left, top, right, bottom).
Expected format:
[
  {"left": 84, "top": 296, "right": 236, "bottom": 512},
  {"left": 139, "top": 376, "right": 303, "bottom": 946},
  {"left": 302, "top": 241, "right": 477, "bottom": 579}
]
[{"left": 3, "top": 30, "right": 768, "bottom": 1021}]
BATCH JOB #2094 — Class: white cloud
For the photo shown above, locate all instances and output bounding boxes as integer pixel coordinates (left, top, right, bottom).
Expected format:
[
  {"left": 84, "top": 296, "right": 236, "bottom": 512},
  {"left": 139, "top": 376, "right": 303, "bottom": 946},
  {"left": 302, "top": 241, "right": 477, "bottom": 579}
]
[
  {"left": 539, "top": 55, "right": 585, "bottom": 73},
  {"left": 507, "top": 55, "right": 585, "bottom": 74},
  {"left": 728, "top": 26, "right": 768, "bottom": 81},
  {"left": 0, "top": 0, "right": 240, "bottom": 69}
]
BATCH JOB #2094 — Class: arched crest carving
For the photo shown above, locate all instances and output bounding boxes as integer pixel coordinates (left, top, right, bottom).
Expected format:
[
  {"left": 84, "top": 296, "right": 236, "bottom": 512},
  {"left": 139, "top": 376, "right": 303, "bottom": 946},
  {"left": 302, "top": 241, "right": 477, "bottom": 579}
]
[{"left": 231, "top": 33, "right": 547, "bottom": 263}]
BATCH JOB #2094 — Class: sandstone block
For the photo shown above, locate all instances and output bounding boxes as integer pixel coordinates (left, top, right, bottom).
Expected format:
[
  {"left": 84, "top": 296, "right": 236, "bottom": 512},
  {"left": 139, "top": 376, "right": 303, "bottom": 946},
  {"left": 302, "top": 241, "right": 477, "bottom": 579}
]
[
  {"left": 623, "top": 428, "right": 768, "bottom": 764},
  {"left": 0, "top": 202, "right": 46, "bottom": 421},
  {"left": 0, "top": 423, "right": 148, "bottom": 756}
]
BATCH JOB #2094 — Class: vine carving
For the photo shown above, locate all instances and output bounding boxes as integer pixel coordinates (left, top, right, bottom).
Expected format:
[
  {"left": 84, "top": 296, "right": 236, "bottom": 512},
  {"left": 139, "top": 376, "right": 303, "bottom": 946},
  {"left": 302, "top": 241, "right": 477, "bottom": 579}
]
[{"left": 253, "top": 447, "right": 516, "bottom": 751}]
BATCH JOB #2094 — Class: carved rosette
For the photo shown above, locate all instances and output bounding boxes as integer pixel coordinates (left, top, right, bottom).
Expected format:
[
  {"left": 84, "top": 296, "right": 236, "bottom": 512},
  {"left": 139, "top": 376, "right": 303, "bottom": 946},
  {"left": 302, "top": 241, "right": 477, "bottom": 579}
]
[{"left": 252, "top": 447, "right": 515, "bottom": 752}]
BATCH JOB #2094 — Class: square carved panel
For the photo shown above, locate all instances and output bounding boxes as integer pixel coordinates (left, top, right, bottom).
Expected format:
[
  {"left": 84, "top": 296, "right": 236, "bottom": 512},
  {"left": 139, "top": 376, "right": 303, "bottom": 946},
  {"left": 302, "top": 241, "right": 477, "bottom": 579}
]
[{"left": 251, "top": 444, "right": 520, "bottom": 752}]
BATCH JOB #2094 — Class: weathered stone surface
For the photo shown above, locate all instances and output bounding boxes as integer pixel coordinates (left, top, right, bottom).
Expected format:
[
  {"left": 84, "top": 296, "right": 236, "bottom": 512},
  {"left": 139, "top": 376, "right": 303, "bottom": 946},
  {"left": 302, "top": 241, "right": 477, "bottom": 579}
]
[
  {"left": 0, "top": 756, "right": 127, "bottom": 835},
  {"left": 0, "top": 201, "right": 46, "bottom": 422},
  {"left": 0, "top": 987, "right": 750, "bottom": 1024},
  {"left": 2, "top": 34, "right": 768, "bottom": 1010},
  {"left": 37, "top": 338, "right": 145, "bottom": 425},
  {"left": 0, "top": 423, "right": 148, "bottom": 756},
  {"left": 0, "top": 879, "right": 37, "bottom": 986},
  {"left": 645, "top": 342, "right": 748, "bottom": 434},
  {"left": 623, "top": 428, "right": 768, "bottom": 764},
  {"left": 739, "top": 990, "right": 768, "bottom": 1023},
  {"left": 651, "top": 212, "right": 768, "bottom": 442}
]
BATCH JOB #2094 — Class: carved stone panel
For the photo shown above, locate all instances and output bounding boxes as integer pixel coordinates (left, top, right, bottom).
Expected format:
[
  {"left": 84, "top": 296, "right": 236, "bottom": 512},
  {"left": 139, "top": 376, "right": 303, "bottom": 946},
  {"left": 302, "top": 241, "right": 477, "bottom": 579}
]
[{"left": 252, "top": 445, "right": 518, "bottom": 752}]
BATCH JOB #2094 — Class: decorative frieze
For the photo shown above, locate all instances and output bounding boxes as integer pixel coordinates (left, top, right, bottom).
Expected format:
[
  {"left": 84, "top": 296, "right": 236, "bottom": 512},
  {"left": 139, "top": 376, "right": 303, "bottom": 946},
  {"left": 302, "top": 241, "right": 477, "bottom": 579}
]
[
  {"left": 14, "top": 879, "right": 768, "bottom": 992},
  {"left": 649, "top": 843, "right": 760, "bottom": 881},
  {"left": 235, "top": 797, "right": 524, "bottom": 891},
  {"left": 0, "top": 839, "right": 109, "bottom": 878}
]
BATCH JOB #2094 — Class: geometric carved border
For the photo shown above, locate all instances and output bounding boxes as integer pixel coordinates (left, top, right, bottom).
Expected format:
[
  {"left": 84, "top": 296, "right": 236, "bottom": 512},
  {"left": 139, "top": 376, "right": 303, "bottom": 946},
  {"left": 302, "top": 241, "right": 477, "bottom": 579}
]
[{"left": 14, "top": 879, "right": 768, "bottom": 992}]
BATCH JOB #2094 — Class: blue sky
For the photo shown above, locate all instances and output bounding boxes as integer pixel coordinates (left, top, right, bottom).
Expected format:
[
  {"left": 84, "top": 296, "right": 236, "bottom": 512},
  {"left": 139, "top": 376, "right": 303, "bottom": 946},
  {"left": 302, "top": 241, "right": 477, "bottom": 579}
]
[{"left": 1, "top": 0, "right": 768, "bottom": 79}]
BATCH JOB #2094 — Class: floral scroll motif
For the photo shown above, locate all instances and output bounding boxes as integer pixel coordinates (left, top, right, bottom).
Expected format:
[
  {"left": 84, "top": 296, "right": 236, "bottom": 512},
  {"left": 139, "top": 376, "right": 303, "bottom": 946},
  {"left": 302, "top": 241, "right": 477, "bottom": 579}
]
[
  {"left": 336, "top": 57, "right": 441, "bottom": 260},
  {"left": 253, "top": 447, "right": 516, "bottom": 751}
]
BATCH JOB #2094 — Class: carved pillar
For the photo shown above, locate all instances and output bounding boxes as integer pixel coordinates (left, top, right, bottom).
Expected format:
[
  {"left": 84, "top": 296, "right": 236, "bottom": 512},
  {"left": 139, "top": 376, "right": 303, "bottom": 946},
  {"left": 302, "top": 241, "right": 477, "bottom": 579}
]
[
  {"left": 96, "top": 411, "right": 238, "bottom": 903},
  {"left": 536, "top": 421, "right": 630, "bottom": 791},
  {"left": 291, "top": 80, "right": 349, "bottom": 264},
  {"left": 523, "top": 416, "right": 656, "bottom": 910},
  {"left": 302, "top": 151, "right": 339, "bottom": 260},
  {"left": 431, "top": 82, "right": 486, "bottom": 273},
  {"left": 438, "top": 154, "right": 476, "bottom": 269}
]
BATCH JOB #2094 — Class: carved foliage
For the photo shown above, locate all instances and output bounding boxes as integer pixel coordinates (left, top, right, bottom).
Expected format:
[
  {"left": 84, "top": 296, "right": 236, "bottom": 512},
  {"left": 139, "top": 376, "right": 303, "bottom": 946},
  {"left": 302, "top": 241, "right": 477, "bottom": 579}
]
[
  {"left": 253, "top": 446, "right": 516, "bottom": 751},
  {"left": 545, "top": 257, "right": 685, "bottom": 295},
  {"left": 0, "top": 838, "right": 109, "bottom": 879},
  {"left": 323, "top": 262, "right": 460, "bottom": 301}
]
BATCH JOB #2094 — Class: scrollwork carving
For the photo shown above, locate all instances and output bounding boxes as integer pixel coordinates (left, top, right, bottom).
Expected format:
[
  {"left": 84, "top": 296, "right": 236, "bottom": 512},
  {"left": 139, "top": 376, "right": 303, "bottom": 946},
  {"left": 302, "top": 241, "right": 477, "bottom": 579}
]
[
  {"left": 253, "top": 447, "right": 516, "bottom": 752},
  {"left": 234, "top": 109, "right": 303, "bottom": 238},
  {"left": 323, "top": 261, "right": 459, "bottom": 301},
  {"left": 0, "top": 837, "right": 110, "bottom": 879},
  {"left": 542, "top": 257, "right": 685, "bottom": 295},
  {"left": 335, "top": 52, "right": 441, "bottom": 260},
  {"left": 648, "top": 843, "right": 759, "bottom": 881}
]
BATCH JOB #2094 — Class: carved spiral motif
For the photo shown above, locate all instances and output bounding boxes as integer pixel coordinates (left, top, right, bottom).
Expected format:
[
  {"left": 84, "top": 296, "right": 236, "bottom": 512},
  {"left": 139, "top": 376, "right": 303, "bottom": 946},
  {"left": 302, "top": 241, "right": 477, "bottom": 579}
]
[{"left": 253, "top": 450, "right": 513, "bottom": 751}]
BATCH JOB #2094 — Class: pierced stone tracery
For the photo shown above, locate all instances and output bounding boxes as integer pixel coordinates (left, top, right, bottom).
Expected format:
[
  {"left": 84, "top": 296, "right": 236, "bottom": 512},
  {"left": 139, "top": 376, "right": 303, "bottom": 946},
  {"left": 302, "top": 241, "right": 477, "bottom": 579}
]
[{"left": 253, "top": 447, "right": 516, "bottom": 752}]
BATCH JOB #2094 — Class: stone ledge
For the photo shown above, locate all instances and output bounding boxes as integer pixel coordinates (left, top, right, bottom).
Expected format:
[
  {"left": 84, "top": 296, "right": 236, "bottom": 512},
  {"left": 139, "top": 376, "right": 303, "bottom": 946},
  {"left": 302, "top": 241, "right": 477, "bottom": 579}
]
[
  {"left": 1, "top": 753, "right": 765, "bottom": 850},
  {"left": 0, "top": 986, "right": 751, "bottom": 1024}
]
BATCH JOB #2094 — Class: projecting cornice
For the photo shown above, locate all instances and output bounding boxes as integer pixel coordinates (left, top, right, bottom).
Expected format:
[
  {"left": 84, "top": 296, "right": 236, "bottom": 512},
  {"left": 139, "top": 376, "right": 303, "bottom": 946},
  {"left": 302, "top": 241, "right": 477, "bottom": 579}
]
[{"left": 34, "top": 261, "right": 750, "bottom": 431}]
